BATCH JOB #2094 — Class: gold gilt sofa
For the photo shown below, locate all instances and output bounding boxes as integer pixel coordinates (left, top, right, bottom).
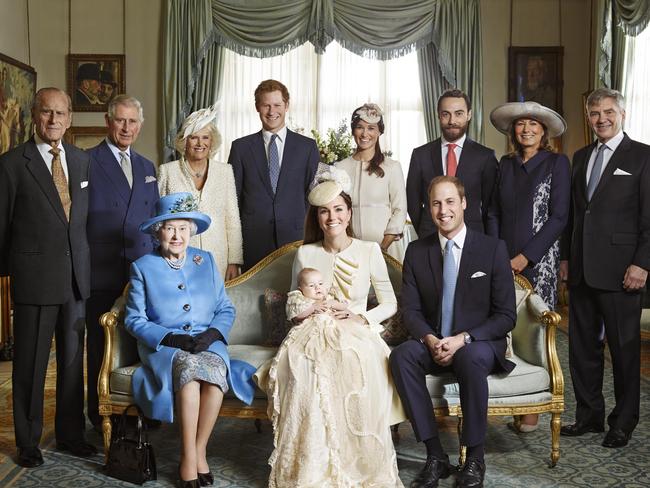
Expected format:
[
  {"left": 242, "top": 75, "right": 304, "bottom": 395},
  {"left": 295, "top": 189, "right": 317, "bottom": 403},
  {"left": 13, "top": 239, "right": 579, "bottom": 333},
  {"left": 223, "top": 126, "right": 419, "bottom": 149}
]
[{"left": 98, "top": 241, "right": 564, "bottom": 465}]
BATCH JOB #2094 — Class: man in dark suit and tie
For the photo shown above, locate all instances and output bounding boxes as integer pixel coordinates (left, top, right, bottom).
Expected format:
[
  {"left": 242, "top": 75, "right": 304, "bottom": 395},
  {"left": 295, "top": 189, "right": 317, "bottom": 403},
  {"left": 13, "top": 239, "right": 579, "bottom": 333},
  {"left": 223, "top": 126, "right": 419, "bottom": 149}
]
[
  {"left": 560, "top": 88, "right": 650, "bottom": 448},
  {"left": 407, "top": 89, "right": 498, "bottom": 238},
  {"left": 228, "top": 79, "right": 319, "bottom": 270},
  {"left": 85, "top": 94, "right": 159, "bottom": 430},
  {"left": 390, "top": 176, "right": 516, "bottom": 487},
  {"left": 0, "top": 87, "right": 96, "bottom": 467}
]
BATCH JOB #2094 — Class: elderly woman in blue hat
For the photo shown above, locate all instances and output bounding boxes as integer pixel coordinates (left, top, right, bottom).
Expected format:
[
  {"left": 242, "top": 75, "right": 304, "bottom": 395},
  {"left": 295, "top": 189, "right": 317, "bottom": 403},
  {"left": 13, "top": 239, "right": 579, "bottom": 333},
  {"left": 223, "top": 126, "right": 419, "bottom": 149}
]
[{"left": 124, "top": 192, "right": 255, "bottom": 488}]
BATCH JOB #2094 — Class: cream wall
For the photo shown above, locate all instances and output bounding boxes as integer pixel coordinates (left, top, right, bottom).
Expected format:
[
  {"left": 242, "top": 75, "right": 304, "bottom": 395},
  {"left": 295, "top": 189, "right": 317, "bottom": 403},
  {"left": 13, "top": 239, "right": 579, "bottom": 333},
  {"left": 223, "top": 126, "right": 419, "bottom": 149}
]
[
  {"left": 0, "top": 0, "right": 163, "bottom": 162},
  {"left": 481, "top": 0, "right": 593, "bottom": 158}
]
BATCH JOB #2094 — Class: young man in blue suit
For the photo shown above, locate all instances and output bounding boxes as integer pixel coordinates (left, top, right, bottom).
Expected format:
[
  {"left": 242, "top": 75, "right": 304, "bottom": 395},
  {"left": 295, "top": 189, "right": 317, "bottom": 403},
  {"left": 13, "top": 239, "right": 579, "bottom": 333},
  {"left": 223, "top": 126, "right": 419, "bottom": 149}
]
[
  {"left": 390, "top": 176, "right": 516, "bottom": 488},
  {"left": 228, "top": 79, "right": 319, "bottom": 271},
  {"left": 85, "top": 95, "right": 159, "bottom": 430},
  {"left": 407, "top": 89, "right": 498, "bottom": 238}
]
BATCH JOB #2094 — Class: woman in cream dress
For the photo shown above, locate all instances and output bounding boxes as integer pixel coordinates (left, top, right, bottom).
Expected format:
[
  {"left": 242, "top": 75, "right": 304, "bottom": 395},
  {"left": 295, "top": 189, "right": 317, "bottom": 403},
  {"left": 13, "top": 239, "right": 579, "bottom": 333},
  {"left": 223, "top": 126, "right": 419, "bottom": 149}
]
[
  {"left": 158, "top": 105, "right": 243, "bottom": 280},
  {"left": 335, "top": 103, "right": 407, "bottom": 261},
  {"left": 256, "top": 168, "right": 405, "bottom": 488}
]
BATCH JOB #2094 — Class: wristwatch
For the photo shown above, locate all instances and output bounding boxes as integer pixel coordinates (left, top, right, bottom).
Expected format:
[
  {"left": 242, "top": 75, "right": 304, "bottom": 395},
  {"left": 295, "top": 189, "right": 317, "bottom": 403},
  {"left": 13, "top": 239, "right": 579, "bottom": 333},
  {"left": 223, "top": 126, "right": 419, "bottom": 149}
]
[{"left": 463, "top": 332, "right": 473, "bottom": 344}]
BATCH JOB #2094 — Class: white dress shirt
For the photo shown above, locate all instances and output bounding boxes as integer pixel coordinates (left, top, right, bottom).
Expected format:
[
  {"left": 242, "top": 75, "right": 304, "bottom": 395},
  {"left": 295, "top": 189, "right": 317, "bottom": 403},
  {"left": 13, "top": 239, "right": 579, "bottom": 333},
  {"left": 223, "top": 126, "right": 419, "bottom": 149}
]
[
  {"left": 438, "top": 224, "right": 467, "bottom": 274},
  {"left": 262, "top": 125, "right": 287, "bottom": 168},
  {"left": 586, "top": 130, "right": 624, "bottom": 184},
  {"left": 440, "top": 133, "right": 467, "bottom": 175},
  {"left": 34, "top": 133, "right": 69, "bottom": 180},
  {"left": 105, "top": 137, "right": 131, "bottom": 164}
]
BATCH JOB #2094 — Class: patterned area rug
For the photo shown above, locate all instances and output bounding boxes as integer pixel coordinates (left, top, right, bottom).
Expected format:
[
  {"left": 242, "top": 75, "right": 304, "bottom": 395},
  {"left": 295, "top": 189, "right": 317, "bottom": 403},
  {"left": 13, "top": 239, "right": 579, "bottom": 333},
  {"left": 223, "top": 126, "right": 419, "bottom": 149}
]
[{"left": 1, "top": 330, "right": 649, "bottom": 487}]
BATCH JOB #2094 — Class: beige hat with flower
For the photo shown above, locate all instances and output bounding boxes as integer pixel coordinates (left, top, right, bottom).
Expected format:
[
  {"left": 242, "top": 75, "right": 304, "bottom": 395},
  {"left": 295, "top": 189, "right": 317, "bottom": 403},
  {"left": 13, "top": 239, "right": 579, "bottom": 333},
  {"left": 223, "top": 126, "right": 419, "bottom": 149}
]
[{"left": 308, "top": 164, "right": 352, "bottom": 206}]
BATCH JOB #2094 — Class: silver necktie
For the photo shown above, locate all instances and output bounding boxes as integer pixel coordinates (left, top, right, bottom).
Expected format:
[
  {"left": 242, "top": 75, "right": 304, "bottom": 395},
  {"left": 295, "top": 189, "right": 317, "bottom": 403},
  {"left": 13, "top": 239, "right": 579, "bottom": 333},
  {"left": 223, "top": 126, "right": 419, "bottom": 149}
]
[{"left": 119, "top": 151, "right": 133, "bottom": 188}]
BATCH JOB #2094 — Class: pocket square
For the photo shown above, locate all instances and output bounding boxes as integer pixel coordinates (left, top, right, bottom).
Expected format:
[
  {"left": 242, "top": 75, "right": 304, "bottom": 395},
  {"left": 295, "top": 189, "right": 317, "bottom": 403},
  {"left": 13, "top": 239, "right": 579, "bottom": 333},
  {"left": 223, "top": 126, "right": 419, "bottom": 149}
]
[
  {"left": 471, "top": 271, "right": 486, "bottom": 278},
  {"left": 613, "top": 168, "right": 631, "bottom": 176},
  {"left": 145, "top": 175, "right": 157, "bottom": 183},
  {"left": 80, "top": 181, "right": 89, "bottom": 188}
]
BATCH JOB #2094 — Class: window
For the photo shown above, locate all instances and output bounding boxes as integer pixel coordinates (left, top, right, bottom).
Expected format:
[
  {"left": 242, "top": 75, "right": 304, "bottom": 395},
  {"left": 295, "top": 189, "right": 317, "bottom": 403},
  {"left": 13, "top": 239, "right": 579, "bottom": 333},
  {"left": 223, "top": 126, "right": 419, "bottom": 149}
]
[
  {"left": 216, "top": 41, "right": 426, "bottom": 175},
  {"left": 622, "top": 26, "right": 650, "bottom": 144}
]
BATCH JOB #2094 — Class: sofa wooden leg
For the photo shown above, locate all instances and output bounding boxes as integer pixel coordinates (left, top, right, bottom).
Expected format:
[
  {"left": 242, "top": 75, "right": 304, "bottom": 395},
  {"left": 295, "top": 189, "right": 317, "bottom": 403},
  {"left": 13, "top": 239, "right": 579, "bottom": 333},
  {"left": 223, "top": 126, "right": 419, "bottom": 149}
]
[
  {"left": 102, "top": 415, "right": 112, "bottom": 464},
  {"left": 457, "top": 417, "right": 466, "bottom": 466},
  {"left": 255, "top": 418, "right": 262, "bottom": 433},
  {"left": 550, "top": 412, "right": 561, "bottom": 467}
]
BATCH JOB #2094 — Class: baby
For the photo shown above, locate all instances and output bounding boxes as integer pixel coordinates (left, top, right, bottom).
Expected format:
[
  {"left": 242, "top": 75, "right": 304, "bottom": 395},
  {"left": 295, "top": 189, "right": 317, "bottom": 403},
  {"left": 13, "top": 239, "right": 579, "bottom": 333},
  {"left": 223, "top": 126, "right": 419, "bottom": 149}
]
[{"left": 287, "top": 267, "right": 348, "bottom": 324}]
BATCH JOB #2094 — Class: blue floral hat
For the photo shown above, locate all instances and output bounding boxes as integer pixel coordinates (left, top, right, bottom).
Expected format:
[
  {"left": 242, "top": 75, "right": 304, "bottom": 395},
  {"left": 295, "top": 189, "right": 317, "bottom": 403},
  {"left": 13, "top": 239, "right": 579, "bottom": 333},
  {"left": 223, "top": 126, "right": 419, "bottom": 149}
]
[{"left": 139, "top": 192, "right": 211, "bottom": 235}]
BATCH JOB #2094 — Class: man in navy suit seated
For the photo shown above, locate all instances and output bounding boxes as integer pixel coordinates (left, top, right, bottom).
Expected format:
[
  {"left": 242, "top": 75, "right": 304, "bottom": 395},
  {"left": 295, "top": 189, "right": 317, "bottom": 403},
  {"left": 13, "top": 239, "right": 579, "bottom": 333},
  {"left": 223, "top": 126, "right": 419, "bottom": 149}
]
[
  {"left": 85, "top": 94, "right": 159, "bottom": 430},
  {"left": 390, "top": 176, "right": 516, "bottom": 488},
  {"left": 228, "top": 79, "right": 319, "bottom": 271}
]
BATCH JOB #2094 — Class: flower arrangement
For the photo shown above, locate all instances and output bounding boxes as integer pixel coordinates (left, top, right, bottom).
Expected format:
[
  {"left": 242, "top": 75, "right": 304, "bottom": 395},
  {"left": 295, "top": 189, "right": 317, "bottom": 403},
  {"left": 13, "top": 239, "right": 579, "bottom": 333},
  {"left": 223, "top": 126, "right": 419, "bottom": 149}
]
[{"left": 310, "top": 120, "right": 354, "bottom": 165}]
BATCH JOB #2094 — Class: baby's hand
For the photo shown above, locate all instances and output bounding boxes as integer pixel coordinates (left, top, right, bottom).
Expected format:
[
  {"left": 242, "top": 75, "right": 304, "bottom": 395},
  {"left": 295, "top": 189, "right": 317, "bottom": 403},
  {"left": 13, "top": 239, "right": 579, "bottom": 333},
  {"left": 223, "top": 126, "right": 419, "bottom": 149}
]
[
  {"left": 312, "top": 303, "right": 330, "bottom": 314},
  {"left": 325, "top": 299, "right": 347, "bottom": 311}
]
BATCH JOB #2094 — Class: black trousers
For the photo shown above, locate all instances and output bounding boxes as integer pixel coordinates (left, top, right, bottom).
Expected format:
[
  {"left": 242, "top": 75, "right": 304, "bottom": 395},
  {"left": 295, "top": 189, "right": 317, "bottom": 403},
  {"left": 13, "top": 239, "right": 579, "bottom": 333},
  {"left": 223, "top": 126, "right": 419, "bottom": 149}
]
[
  {"left": 85, "top": 290, "right": 121, "bottom": 426},
  {"left": 389, "top": 339, "right": 497, "bottom": 448},
  {"left": 12, "top": 296, "right": 86, "bottom": 448},
  {"left": 568, "top": 281, "right": 641, "bottom": 434}
]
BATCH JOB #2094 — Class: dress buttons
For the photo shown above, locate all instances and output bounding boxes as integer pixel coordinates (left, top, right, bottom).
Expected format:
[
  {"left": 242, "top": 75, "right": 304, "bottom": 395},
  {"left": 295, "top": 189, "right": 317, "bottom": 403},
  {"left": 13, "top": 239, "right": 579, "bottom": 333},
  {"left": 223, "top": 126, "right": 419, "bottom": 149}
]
[
  {"left": 178, "top": 283, "right": 185, "bottom": 290},
  {"left": 183, "top": 304, "right": 191, "bottom": 311},
  {"left": 182, "top": 324, "right": 191, "bottom": 331}
]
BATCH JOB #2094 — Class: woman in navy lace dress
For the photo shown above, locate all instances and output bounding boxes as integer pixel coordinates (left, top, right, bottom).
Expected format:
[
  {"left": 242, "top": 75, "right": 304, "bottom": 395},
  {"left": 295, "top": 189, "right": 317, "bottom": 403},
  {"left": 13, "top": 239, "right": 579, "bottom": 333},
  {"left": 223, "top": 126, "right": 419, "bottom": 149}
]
[{"left": 487, "top": 101, "right": 570, "bottom": 432}]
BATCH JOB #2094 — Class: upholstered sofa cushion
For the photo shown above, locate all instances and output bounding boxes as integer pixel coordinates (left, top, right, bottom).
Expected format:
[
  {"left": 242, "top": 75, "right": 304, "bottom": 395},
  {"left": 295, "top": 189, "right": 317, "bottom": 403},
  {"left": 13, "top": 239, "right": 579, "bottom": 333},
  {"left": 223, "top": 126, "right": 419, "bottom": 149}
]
[
  {"left": 110, "top": 364, "right": 140, "bottom": 396},
  {"left": 263, "top": 288, "right": 290, "bottom": 346}
]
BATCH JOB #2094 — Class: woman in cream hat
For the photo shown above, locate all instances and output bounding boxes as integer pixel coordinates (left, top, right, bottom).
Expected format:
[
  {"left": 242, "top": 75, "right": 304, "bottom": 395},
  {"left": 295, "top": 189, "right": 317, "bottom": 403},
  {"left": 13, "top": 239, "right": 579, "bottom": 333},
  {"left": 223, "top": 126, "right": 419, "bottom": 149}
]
[
  {"left": 335, "top": 103, "right": 407, "bottom": 260},
  {"left": 487, "top": 101, "right": 571, "bottom": 432},
  {"left": 158, "top": 104, "right": 243, "bottom": 280},
  {"left": 256, "top": 167, "right": 405, "bottom": 487}
]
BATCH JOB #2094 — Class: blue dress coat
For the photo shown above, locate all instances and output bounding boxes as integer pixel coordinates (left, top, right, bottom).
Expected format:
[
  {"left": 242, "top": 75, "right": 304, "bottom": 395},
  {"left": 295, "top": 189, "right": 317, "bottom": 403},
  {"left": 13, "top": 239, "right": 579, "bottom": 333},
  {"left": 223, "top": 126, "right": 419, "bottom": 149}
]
[{"left": 125, "top": 247, "right": 255, "bottom": 422}]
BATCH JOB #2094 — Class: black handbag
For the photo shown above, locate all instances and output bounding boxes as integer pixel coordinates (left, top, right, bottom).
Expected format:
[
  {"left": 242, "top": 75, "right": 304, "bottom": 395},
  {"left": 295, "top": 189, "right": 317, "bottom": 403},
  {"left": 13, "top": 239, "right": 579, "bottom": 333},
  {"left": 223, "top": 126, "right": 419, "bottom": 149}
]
[{"left": 105, "top": 404, "right": 157, "bottom": 485}]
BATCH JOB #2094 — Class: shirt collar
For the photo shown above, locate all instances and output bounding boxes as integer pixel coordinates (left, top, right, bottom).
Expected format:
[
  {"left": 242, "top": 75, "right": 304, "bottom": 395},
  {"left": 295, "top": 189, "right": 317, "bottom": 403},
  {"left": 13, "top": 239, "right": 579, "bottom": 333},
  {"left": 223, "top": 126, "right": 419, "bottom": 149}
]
[
  {"left": 106, "top": 137, "right": 131, "bottom": 158},
  {"left": 597, "top": 130, "right": 624, "bottom": 153},
  {"left": 441, "top": 133, "right": 467, "bottom": 149},
  {"left": 262, "top": 125, "right": 287, "bottom": 145},
  {"left": 438, "top": 224, "right": 467, "bottom": 251},
  {"left": 34, "top": 133, "right": 64, "bottom": 153}
]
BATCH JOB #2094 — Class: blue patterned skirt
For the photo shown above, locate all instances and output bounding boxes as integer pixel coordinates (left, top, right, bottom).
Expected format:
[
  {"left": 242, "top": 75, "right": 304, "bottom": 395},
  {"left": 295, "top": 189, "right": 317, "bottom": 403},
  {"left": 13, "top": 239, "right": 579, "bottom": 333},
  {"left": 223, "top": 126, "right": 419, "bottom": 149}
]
[{"left": 172, "top": 350, "right": 229, "bottom": 393}]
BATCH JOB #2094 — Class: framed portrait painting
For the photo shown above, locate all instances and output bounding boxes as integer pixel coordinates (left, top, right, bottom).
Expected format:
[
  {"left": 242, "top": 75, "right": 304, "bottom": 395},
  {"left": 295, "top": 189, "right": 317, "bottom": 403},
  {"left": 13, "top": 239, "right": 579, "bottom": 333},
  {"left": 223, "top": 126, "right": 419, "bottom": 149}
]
[
  {"left": 508, "top": 46, "right": 564, "bottom": 114},
  {"left": 67, "top": 54, "right": 125, "bottom": 112},
  {"left": 0, "top": 52, "right": 36, "bottom": 156},
  {"left": 64, "top": 126, "right": 107, "bottom": 150}
]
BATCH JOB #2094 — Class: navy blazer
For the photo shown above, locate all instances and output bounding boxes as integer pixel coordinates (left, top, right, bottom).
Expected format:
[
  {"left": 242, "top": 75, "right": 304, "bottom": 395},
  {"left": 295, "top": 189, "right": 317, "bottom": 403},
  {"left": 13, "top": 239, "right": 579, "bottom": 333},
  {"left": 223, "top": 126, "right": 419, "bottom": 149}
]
[
  {"left": 401, "top": 229, "right": 516, "bottom": 372},
  {"left": 562, "top": 133, "right": 650, "bottom": 290},
  {"left": 406, "top": 138, "right": 498, "bottom": 237},
  {"left": 228, "top": 129, "right": 319, "bottom": 270},
  {"left": 0, "top": 137, "right": 90, "bottom": 303},
  {"left": 87, "top": 140, "right": 159, "bottom": 292}
]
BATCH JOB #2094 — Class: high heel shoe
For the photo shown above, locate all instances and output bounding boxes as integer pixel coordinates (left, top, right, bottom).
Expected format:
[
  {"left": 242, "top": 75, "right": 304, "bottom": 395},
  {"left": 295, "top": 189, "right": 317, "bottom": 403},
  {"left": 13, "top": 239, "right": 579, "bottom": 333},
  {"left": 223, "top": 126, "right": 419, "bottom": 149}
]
[
  {"left": 177, "top": 465, "right": 199, "bottom": 488},
  {"left": 198, "top": 471, "right": 214, "bottom": 486}
]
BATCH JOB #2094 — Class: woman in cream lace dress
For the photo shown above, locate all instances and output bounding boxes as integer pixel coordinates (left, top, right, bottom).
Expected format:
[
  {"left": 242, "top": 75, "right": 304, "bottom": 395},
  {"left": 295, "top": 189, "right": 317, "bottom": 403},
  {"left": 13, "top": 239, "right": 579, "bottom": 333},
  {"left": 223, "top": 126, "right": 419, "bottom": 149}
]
[
  {"left": 256, "top": 168, "right": 405, "bottom": 488},
  {"left": 335, "top": 103, "right": 407, "bottom": 261},
  {"left": 158, "top": 105, "right": 243, "bottom": 280}
]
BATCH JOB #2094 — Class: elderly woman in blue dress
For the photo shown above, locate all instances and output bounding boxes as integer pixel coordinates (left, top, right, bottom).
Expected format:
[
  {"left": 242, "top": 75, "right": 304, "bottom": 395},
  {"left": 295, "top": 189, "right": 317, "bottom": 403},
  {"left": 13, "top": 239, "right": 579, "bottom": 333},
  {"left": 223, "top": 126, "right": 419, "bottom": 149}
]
[
  {"left": 125, "top": 192, "right": 255, "bottom": 488},
  {"left": 487, "top": 101, "right": 570, "bottom": 433}
]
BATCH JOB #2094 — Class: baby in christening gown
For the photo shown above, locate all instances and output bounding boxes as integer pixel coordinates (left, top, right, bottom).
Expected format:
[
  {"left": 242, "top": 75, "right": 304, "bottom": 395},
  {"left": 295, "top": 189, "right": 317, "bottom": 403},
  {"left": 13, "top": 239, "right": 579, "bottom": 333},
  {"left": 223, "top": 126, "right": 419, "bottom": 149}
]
[{"left": 287, "top": 267, "right": 349, "bottom": 325}]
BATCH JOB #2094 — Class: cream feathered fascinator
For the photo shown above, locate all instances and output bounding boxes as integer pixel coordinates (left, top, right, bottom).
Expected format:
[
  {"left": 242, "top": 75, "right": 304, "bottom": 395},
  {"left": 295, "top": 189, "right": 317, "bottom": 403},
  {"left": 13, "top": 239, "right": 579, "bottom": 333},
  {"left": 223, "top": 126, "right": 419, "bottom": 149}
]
[
  {"left": 352, "top": 103, "right": 384, "bottom": 125},
  {"left": 308, "top": 163, "right": 352, "bottom": 206},
  {"left": 176, "top": 103, "right": 223, "bottom": 155}
]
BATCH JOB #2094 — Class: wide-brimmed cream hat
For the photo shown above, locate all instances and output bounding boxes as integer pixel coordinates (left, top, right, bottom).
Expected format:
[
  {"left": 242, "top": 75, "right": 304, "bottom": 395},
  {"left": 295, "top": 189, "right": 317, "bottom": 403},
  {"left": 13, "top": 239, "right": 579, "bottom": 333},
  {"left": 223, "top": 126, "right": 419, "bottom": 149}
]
[
  {"left": 490, "top": 101, "right": 566, "bottom": 138},
  {"left": 307, "top": 164, "right": 352, "bottom": 206}
]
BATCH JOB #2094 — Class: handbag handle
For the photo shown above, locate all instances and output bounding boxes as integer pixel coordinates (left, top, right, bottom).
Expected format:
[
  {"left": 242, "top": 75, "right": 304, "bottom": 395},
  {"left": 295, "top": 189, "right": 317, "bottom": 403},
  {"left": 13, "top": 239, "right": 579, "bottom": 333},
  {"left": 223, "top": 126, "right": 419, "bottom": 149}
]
[{"left": 116, "top": 404, "right": 149, "bottom": 448}]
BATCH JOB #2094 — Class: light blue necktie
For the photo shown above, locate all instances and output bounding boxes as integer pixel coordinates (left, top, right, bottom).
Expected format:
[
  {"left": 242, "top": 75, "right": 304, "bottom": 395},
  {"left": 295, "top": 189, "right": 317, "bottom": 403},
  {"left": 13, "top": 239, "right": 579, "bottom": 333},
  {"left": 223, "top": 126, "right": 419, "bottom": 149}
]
[
  {"left": 269, "top": 134, "right": 280, "bottom": 193},
  {"left": 586, "top": 144, "right": 607, "bottom": 201},
  {"left": 441, "top": 239, "right": 456, "bottom": 337}
]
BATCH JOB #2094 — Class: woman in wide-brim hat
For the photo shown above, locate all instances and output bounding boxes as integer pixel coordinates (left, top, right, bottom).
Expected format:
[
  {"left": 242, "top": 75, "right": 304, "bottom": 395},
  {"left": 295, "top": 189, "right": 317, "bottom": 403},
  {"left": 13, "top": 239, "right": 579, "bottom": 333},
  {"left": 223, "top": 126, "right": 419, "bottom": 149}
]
[
  {"left": 487, "top": 101, "right": 571, "bottom": 433},
  {"left": 125, "top": 192, "right": 255, "bottom": 487}
]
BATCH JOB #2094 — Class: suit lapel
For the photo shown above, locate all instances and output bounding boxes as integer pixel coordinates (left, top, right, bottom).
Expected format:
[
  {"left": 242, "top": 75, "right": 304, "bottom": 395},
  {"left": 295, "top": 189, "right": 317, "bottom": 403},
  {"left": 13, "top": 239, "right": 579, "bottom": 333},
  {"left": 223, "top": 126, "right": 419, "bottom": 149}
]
[
  {"left": 249, "top": 131, "right": 275, "bottom": 199},
  {"left": 456, "top": 138, "right": 474, "bottom": 179},
  {"left": 275, "top": 129, "right": 295, "bottom": 196},
  {"left": 575, "top": 142, "right": 594, "bottom": 203},
  {"left": 431, "top": 139, "right": 443, "bottom": 177},
  {"left": 65, "top": 144, "right": 83, "bottom": 223},
  {"left": 591, "top": 135, "right": 632, "bottom": 201},
  {"left": 96, "top": 141, "right": 131, "bottom": 204},
  {"left": 23, "top": 140, "right": 68, "bottom": 225},
  {"left": 130, "top": 151, "right": 146, "bottom": 203},
  {"left": 454, "top": 229, "right": 474, "bottom": 320},
  {"left": 426, "top": 235, "right": 443, "bottom": 301}
]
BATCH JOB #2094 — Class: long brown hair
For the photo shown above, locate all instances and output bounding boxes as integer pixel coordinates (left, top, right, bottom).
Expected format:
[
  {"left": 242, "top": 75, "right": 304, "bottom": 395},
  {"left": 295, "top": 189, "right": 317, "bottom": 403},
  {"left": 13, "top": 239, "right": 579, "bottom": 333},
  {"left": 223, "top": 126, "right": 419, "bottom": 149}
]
[
  {"left": 351, "top": 107, "right": 385, "bottom": 178},
  {"left": 507, "top": 118, "right": 555, "bottom": 158},
  {"left": 303, "top": 191, "right": 355, "bottom": 244}
]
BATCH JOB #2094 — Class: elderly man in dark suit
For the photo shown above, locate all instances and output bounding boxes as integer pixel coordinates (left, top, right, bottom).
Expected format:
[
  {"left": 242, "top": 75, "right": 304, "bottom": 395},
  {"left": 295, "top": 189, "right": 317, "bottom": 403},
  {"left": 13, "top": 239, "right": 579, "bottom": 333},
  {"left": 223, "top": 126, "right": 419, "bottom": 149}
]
[
  {"left": 85, "top": 94, "right": 159, "bottom": 430},
  {"left": 228, "top": 79, "right": 319, "bottom": 271},
  {"left": 390, "top": 176, "right": 516, "bottom": 488},
  {"left": 560, "top": 88, "right": 650, "bottom": 448},
  {"left": 0, "top": 87, "right": 96, "bottom": 467},
  {"left": 407, "top": 89, "right": 498, "bottom": 238}
]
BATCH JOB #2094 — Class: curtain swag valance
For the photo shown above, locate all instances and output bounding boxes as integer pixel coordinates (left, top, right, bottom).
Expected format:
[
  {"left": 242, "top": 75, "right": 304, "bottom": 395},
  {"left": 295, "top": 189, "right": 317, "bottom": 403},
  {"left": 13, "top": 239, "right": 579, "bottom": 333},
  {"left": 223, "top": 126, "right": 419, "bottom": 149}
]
[{"left": 614, "top": 0, "right": 650, "bottom": 36}]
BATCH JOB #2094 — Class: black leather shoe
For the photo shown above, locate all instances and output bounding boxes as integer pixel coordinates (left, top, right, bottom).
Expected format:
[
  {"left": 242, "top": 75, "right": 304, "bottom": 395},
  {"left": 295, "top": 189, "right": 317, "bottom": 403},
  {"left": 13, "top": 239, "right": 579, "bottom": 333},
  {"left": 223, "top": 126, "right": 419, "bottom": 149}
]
[
  {"left": 410, "top": 454, "right": 455, "bottom": 488},
  {"left": 16, "top": 447, "right": 44, "bottom": 468},
  {"left": 178, "top": 465, "right": 200, "bottom": 488},
  {"left": 560, "top": 421, "right": 604, "bottom": 436},
  {"left": 602, "top": 428, "right": 631, "bottom": 448},
  {"left": 56, "top": 440, "right": 98, "bottom": 457},
  {"left": 455, "top": 458, "right": 485, "bottom": 488},
  {"left": 198, "top": 471, "right": 214, "bottom": 486}
]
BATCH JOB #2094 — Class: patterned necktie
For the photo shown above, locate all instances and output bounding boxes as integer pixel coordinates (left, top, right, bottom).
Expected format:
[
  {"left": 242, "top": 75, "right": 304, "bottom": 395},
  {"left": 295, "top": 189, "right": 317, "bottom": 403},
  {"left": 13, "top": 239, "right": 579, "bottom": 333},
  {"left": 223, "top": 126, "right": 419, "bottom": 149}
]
[
  {"left": 586, "top": 144, "right": 607, "bottom": 201},
  {"left": 441, "top": 239, "right": 457, "bottom": 337},
  {"left": 446, "top": 143, "right": 457, "bottom": 177},
  {"left": 268, "top": 134, "right": 280, "bottom": 193},
  {"left": 119, "top": 151, "right": 133, "bottom": 188},
  {"left": 49, "top": 146, "right": 71, "bottom": 221}
]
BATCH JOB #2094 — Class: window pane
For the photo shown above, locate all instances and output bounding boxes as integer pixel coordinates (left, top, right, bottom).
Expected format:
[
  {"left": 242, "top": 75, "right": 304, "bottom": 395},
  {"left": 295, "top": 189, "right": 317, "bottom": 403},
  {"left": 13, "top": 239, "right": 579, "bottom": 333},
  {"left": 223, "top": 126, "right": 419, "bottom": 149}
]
[{"left": 623, "top": 27, "right": 650, "bottom": 144}]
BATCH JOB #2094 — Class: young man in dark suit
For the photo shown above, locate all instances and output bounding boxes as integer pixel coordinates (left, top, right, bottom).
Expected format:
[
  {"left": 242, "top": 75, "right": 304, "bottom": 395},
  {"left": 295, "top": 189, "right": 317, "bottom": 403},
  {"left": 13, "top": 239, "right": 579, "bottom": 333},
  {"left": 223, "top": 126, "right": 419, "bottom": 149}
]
[
  {"left": 390, "top": 176, "right": 516, "bottom": 487},
  {"left": 407, "top": 89, "right": 498, "bottom": 238},
  {"left": 85, "top": 95, "right": 159, "bottom": 430},
  {"left": 228, "top": 79, "right": 319, "bottom": 271},
  {"left": 560, "top": 88, "right": 650, "bottom": 448},
  {"left": 0, "top": 87, "right": 96, "bottom": 467}
]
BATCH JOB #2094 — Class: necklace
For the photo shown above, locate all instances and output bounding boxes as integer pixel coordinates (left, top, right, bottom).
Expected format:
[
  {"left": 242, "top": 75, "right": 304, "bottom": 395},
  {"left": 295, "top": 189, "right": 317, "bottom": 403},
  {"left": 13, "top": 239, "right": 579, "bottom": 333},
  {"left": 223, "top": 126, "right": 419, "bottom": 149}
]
[
  {"left": 184, "top": 158, "right": 208, "bottom": 178},
  {"left": 164, "top": 254, "right": 186, "bottom": 270}
]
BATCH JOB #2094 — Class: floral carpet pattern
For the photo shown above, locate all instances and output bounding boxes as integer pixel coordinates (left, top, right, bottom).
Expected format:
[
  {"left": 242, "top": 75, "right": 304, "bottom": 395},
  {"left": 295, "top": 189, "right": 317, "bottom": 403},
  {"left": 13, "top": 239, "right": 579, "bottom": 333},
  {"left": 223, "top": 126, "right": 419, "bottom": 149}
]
[{"left": 1, "top": 329, "right": 649, "bottom": 487}]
